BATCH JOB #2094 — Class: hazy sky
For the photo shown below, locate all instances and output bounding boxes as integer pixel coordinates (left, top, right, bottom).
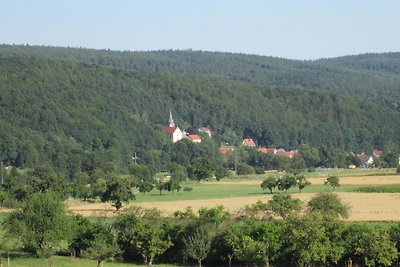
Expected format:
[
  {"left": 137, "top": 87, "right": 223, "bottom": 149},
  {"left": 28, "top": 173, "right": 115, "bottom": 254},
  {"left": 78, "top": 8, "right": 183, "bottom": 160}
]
[{"left": 2, "top": 0, "right": 399, "bottom": 59}]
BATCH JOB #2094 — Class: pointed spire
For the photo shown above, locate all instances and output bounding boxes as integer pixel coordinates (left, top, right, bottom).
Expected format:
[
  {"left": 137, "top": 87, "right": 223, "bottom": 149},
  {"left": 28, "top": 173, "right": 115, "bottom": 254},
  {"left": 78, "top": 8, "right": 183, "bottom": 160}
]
[{"left": 168, "top": 110, "right": 175, "bottom": 127}]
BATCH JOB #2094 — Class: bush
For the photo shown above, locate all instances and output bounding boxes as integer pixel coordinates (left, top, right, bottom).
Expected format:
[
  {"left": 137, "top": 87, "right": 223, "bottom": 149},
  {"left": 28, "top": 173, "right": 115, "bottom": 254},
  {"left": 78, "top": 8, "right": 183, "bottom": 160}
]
[
  {"left": 397, "top": 165, "right": 400, "bottom": 174},
  {"left": 254, "top": 166, "right": 265, "bottom": 174},
  {"left": 183, "top": 187, "right": 193, "bottom": 192},
  {"left": 236, "top": 163, "right": 255, "bottom": 175}
]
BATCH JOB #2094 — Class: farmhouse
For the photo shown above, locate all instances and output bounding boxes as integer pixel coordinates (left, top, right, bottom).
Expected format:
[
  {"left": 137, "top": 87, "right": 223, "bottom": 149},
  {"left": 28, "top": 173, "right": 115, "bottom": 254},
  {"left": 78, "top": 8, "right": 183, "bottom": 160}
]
[
  {"left": 242, "top": 138, "right": 256, "bottom": 147},
  {"left": 357, "top": 153, "right": 374, "bottom": 167}
]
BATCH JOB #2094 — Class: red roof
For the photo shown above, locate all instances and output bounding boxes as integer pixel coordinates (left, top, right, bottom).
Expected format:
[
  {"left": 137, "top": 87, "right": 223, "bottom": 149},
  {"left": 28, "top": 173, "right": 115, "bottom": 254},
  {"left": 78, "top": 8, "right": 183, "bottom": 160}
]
[
  {"left": 164, "top": 126, "right": 176, "bottom": 134},
  {"left": 188, "top": 134, "right": 201, "bottom": 141},
  {"left": 372, "top": 149, "right": 383, "bottom": 157},
  {"left": 243, "top": 138, "right": 256, "bottom": 146},
  {"left": 258, "top": 147, "right": 277, "bottom": 153},
  {"left": 219, "top": 146, "right": 234, "bottom": 155}
]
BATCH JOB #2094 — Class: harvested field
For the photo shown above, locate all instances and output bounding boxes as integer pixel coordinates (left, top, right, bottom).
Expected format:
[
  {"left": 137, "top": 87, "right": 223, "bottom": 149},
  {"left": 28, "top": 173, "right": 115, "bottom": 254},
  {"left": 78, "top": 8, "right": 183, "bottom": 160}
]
[
  {"left": 68, "top": 173, "right": 400, "bottom": 222},
  {"left": 68, "top": 192, "right": 400, "bottom": 222}
]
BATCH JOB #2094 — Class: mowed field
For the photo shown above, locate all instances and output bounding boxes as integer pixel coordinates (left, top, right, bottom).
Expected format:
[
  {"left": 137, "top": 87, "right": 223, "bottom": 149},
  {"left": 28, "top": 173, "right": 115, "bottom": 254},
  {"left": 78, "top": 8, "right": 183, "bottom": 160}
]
[{"left": 68, "top": 169, "right": 400, "bottom": 222}]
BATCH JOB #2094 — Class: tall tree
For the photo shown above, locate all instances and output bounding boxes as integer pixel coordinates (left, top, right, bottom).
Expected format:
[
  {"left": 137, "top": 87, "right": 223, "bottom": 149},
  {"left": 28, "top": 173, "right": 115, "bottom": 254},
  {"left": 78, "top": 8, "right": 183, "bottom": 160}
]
[{"left": 4, "top": 191, "right": 73, "bottom": 258}]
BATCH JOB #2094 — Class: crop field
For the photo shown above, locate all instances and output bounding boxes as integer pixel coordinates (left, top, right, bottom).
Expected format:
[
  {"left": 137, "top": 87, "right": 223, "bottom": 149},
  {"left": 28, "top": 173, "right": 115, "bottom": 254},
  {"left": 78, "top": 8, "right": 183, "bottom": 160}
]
[{"left": 68, "top": 168, "right": 400, "bottom": 222}]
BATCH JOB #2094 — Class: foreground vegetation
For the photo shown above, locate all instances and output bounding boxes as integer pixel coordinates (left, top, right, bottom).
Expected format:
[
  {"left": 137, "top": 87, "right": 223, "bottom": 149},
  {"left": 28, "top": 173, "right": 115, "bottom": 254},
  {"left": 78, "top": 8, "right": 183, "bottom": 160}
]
[{"left": 2, "top": 190, "right": 400, "bottom": 267}]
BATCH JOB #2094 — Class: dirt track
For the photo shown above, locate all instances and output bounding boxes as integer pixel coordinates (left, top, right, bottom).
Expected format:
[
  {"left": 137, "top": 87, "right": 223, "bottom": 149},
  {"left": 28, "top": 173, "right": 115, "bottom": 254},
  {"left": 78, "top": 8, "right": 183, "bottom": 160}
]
[{"left": 68, "top": 175, "right": 400, "bottom": 221}]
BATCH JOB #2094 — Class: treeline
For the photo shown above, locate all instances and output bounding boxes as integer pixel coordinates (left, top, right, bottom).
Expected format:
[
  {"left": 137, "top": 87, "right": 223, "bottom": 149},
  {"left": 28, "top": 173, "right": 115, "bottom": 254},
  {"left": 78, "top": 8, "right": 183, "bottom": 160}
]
[
  {"left": 3, "top": 190, "right": 400, "bottom": 267},
  {"left": 0, "top": 57, "right": 399, "bottom": 174},
  {"left": 1, "top": 44, "right": 400, "bottom": 109}
]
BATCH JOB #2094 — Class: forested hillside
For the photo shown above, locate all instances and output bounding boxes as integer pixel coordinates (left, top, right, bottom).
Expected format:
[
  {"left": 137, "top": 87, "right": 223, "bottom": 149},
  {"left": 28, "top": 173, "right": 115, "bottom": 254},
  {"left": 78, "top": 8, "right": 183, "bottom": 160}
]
[
  {"left": 0, "top": 54, "right": 399, "bottom": 173},
  {"left": 1, "top": 45, "right": 400, "bottom": 109}
]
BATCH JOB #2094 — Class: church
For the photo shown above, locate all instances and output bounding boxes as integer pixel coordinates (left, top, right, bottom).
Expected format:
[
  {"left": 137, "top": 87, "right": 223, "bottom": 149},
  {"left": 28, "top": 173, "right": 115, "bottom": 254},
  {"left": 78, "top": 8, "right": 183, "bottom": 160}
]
[{"left": 163, "top": 112, "right": 183, "bottom": 143}]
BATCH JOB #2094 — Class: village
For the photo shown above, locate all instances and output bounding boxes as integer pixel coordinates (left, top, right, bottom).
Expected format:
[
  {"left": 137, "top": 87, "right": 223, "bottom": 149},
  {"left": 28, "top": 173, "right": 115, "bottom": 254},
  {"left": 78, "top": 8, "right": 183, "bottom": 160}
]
[{"left": 163, "top": 112, "right": 396, "bottom": 169}]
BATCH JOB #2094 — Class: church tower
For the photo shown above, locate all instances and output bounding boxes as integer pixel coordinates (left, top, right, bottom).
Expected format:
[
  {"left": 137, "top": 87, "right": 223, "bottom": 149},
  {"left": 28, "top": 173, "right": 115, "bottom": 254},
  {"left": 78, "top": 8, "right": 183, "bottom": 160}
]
[
  {"left": 164, "top": 111, "right": 182, "bottom": 143},
  {"left": 168, "top": 110, "right": 175, "bottom": 127}
]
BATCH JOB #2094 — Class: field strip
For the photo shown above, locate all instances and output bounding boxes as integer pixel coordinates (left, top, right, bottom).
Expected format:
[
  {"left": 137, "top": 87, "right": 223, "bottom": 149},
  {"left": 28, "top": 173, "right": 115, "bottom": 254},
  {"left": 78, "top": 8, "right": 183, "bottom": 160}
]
[
  {"left": 68, "top": 192, "right": 400, "bottom": 222},
  {"left": 203, "top": 175, "right": 400, "bottom": 186}
]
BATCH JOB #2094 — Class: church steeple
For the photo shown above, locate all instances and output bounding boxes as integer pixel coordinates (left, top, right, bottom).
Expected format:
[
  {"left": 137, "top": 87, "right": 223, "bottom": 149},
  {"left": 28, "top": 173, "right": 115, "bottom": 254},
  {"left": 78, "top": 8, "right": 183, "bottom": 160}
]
[{"left": 168, "top": 110, "right": 175, "bottom": 127}]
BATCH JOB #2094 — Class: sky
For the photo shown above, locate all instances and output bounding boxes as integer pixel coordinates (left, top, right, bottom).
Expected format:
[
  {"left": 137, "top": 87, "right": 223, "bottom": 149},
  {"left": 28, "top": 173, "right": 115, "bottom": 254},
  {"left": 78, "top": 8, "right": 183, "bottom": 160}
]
[{"left": 1, "top": 0, "right": 399, "bottom": 60}]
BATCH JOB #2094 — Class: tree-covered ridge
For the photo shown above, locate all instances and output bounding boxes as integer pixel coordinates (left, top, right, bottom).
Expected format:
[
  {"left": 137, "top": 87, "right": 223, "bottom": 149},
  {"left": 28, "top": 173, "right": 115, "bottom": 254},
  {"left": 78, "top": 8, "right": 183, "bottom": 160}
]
[
  {"left": 0, "top": 57, "right": 399, "bottom": 170},
  {"left": 0, "top": 44, "right": 399, "bottom": 109}
]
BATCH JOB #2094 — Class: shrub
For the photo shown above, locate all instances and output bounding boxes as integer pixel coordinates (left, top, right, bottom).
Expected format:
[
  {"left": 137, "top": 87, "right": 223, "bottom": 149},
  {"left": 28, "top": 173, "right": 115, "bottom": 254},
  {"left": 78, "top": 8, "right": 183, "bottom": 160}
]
[
  {"left": 397, "top": 165, "right": 400, "bottom": 174},
  {"left": 236, "top": 163, "right": 255, "bottom": 175},
  {"left": 183, "top": 186, "right": 193, "bottom": 192},
  {"left": 254, "top": 166, "right": 265, "bottom": 174}
]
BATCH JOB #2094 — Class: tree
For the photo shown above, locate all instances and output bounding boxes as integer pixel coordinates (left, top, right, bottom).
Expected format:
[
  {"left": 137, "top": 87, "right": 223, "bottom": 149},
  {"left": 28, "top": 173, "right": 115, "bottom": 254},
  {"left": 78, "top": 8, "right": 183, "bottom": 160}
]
[
  {"left": 283, "top": 213, "right": 345, "bottom": 266},
  {"left": 299, "top": 144, "right": 320, "bottom": 168},
  {"left": 344, "top": 225, "right": 397, "bottom": 267},
  {"left": 76, "top": 218, "right": 120, "bottom": 267},
  {"left": 155, "top": 180, "right": 168, "bottom": 195},
  {"left": 114, "top": 212, "right": 171, "bottom": 266},
  {"left": 27, "top": 164, "right": 71, "bottom": 199},
  {"left": 165, "top": 178, "right": 181, "bottom": 194},
  {"left": 260, "top": 176, "right": 278, "bottom": 193},
  {"left": 295, "top": 175, "right": 311, "bottom": 192},
  {"left": 188, "top": 157, "right": 213, "bottom": 182},
  {"left": 82, "top": 237, "right": 120, "bottom": 267},
  {"left": 184, "top": 228, "right": 212, "bottom": 267},
  {"left": 198, "top": 206, "right": 231, "bottom": 225},
  {"left": 5, "top": 191, "right": 72, "bottom": 258},
  {"left": 101, "top": 176, "right": 135, "bottom": 211},
  {"left": 288, "top": 156, "right": 306, "bottom": 174},
  {"left": 267, "top": 193, "right": 301, "bottom": 219},
  {"left": 325, "top": 175, "right": 340, "bottom": 191},
  {"left": 214, "top": 165, "right": 229, "bottom": 181},
  {"left": 277, "top": 174, "right": 297, "bottom": 192},
  {"left": 308, "top": 192, "right": 350, "bottom": 219}
]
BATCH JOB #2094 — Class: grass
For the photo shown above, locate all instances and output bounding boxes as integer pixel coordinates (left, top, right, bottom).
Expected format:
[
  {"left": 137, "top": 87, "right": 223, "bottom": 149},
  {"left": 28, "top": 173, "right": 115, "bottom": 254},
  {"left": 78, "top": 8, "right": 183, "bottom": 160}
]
[
  {"left": 352, "top": 185, "right": 400, "bottom": 193},
  {"left": 5, "top": 255, "right": 182, "bottom": 267}
]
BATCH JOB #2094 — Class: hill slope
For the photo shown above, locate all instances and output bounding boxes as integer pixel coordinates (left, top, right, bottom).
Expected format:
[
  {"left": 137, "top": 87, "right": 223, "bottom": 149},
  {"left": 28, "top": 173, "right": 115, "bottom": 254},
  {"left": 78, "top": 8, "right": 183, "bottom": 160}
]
[
  {"left": 0, "top": 57, "right": 399, "bottom": 171},
  {"left": 0, "top": 45, "right": 400, "bottom": 109}
]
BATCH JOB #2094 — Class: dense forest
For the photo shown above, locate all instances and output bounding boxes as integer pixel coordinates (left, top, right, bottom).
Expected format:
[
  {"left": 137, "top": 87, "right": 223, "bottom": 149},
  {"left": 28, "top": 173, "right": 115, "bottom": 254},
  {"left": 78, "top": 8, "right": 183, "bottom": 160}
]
[
  {"left": 0, "top": 45, "right": 399, "bottom": 174},
  {"left": 1, "top": 44, "right": 400, "bottom": 108}
]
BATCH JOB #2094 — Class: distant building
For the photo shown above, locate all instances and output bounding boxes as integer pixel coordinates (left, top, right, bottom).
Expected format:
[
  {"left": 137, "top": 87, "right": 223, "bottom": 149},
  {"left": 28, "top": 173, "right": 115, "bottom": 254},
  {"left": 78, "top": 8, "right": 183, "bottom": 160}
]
[
  {"left": 276, "top": 149, "right": 298, "bottom": 158},
  {"left": 199, "top": 127, "right": 212, "bottom": 137},
  {"left": 242, "top": 138, "right": 256, "bottom": 147},
  {"left": 188, "top": 134, "right": 202, "bottom": 143},
  {"left": 258, "top": 147, "right": 277, "bottom": 154},
  {"left": 163, "top": 111, "right": 183, "bottom": 143},
  {"left": 357, "top": 153, "right": 374, "bottom": 167},
  {"left": 372, "top": 149, "right": 383, "bottom": 157}
]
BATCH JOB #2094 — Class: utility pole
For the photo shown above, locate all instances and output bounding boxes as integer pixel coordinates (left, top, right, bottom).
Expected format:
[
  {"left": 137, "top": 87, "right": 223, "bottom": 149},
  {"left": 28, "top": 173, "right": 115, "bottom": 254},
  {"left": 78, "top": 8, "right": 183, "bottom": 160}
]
[{"left": 234, "top": 147, "right": 238, "bottom": 174}]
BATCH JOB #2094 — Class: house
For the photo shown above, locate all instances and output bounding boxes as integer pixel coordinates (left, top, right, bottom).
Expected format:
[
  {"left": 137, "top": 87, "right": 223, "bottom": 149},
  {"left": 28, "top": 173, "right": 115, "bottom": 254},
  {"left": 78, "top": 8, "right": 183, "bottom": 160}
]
[
  {"left": 242, "top": 138, "right": 256, "bottom": 147},
  {"left": 357, "top": 153, "right": 374, "bottom": 167},
  {"left": 219, "top": 145, "right": 235, "bottom": 155},
  {"left": 163, "top": 112, "right": 183, "bottom": 143},
  {"left": 275, "top": 149, "right": 297, "bottom": 158},
  {"left": 188, "top": 134, "right": 202, "bottom": 143},
  {"left": 199, "top": 127, "right": 212, "bottom": 137},
  {"left": 372, "top": 149, "right": 383, "bottom": 157},
  {"left": 258, "top": 147, "right": 277, "bottom": 154}
]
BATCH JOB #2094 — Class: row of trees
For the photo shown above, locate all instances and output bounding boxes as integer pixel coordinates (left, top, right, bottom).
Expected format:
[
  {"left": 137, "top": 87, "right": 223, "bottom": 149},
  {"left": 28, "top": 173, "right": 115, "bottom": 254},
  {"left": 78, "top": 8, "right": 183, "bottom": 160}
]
[
  {"left": 261, "top": 174, "right": 340, "bottom": 194},
  {"left": 3, "top": 190, "right": 400, "bottom": 267}
]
